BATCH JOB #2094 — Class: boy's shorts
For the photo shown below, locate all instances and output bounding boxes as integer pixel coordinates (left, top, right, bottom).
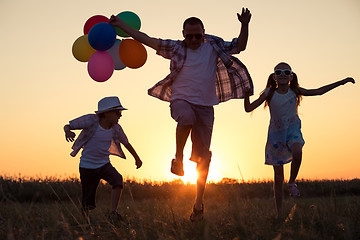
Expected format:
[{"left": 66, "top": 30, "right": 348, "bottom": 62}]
[
  {"left": 79, "top": 163, "right": 123, "bottom": 210},
  {"left": 170, "top": 99, "right": 214, "bottom": 163}
]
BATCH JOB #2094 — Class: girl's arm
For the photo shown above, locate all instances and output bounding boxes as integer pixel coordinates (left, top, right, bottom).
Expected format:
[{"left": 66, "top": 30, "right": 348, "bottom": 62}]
[
  {"left": 299, "top": 77, "right": 355, "bottom": 96},
  {"left": 244, "top": 90, "right": 267, "bottom": 112}
]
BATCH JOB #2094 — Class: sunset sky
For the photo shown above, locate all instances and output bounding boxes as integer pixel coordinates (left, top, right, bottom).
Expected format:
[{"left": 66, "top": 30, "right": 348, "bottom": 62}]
[{"left": 0, "top": 0, "right": 359, "bottom": 183}]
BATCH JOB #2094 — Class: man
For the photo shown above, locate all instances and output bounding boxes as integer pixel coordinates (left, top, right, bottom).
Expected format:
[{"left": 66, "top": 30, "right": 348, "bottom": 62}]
[{"left": 110, "top": 8, "right": 253, "bottom": 221}]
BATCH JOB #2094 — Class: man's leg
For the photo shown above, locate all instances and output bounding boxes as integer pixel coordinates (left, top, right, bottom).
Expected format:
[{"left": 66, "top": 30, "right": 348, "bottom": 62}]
[
  {"left": 195, "top": 159, "right": 210, "bottom": 210},
  {"left": 175, "top": 125, "right": 192, "bottom": 162},
  {"left": 170, "top": 100, "right": 196, "bottom": 176},
  {"left": 190, "top": 105, "right": 214, "bottom": 221}
]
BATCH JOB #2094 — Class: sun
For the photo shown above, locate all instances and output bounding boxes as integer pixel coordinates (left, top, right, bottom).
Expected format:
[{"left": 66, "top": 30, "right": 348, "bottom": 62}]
[{"left": 176, "top": 158, "right": 224, "bottom": 184}]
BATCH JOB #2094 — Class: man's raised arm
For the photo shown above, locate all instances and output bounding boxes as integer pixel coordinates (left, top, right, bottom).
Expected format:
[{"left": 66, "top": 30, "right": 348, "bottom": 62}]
[{"left": 109, "top": 15, "right": 159, "bottom": 51}]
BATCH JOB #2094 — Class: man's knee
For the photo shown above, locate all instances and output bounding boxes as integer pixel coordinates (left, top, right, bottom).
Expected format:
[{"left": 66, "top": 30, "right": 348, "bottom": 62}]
[{"left": 196, "top": 155, "right": 211, "bottom": 172}]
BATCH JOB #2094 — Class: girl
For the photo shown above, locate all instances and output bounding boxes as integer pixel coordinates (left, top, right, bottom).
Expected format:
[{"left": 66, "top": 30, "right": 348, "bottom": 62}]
[{"left": 244, "top": 62, "right": 355, "bottom": 218}]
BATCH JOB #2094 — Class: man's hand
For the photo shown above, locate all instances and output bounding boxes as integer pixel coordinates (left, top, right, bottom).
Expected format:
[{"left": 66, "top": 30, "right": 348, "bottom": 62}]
[
  {"left": 237, "top": 8, "right": 251, "bottom": 25},
  {"left": 109, "top": 15, "right": 123, "bottom": 27}
]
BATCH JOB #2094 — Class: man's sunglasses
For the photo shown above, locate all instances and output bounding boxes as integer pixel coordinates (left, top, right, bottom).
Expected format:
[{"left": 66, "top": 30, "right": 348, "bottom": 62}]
[
  {"left": 274, "top": 69, "right": 292, "bottom": 76},
  {"left": 185, "top": 34, "right": 203, "bottom": 40}
]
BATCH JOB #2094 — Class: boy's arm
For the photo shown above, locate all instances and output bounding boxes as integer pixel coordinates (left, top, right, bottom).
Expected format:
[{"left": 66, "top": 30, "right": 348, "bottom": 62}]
[
  {"left": 244, "top": 90, "right": 267, "bottom": 112},
  {"left": 64, "top": 124, "right": 76, "bottom": 142},
  {"left": 109, "top": 15, "right": 159, "bottom": 51},
  {"left": 299, "top": 77, "right": 355, "bottom": 96},
  {"left": 236, "top": 8, "right": 251, "bottom": 52},
  {"left": 124, "top": 143, "right": 143, "bottom": 169}
]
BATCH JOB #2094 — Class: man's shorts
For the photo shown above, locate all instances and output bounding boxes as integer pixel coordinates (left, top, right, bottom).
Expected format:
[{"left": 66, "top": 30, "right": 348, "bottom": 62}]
[
  {"left": 79, "top": 163, "right": 123, "bottom": 210},
  {"left": 170, "top": 99, "right": 214, "bottom": 163}
]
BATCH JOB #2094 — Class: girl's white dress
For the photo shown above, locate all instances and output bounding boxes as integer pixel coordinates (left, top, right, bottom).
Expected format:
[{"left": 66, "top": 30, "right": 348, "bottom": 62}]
[{"left": 265, "top": 88, "right": 305, "bottom": 166}]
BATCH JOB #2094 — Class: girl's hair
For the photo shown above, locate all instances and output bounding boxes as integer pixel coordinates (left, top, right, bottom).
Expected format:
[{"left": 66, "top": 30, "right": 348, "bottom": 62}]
[{"left": 263, "top": 72, "right": 302, "bottom": 108}]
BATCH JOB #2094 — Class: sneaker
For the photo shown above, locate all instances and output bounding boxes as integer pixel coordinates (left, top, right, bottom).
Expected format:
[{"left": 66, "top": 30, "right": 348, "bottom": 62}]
[
  {"left": 109, "top": 211, "right": 122, "bottom": 225},
  {"left": 190, "top": 204, "right": 204, "bottom": 222},
  {"left": 288, "top": 183, "right": 300, "bottom": 197},
  {"left": 171, "top": 159, "right": 184, "bottom": 176}
]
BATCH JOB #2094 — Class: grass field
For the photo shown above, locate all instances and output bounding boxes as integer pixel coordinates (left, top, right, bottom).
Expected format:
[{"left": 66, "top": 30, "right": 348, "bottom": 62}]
[{"left": 1, "top": 177, "right": 360, "bottom": 239}]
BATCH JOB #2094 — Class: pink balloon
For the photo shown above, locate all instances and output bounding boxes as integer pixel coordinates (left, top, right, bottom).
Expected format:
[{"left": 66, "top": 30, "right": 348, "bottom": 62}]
[
  {"left": 87, "top": 51, "right": 114, "bottom": 82},
  {"left": 83, "top": 15, "right": 109, "bottom": 34}
]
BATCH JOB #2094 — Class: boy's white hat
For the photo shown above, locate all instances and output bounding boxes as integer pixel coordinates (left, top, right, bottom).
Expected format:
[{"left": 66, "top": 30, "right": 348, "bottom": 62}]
[{"left": 95, "top": 96, "right": 127, "bottom": 114}]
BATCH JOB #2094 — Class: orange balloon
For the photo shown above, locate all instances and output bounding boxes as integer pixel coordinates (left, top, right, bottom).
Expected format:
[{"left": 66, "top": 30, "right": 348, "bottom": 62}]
[
  {"left": 72, "top": 35, "right": 96, "bottom": 62},
  {"left": 119, "top": 39, "right": 147, "bottom": 69}
]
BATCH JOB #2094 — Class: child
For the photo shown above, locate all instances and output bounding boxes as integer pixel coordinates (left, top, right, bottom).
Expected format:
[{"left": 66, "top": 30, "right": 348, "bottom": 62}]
[
  {"left": 244, "top": 62, "right": 355, "bottom": 219},
  {"left": 63, "top": 96, "right": 142, "bottom": 222}
]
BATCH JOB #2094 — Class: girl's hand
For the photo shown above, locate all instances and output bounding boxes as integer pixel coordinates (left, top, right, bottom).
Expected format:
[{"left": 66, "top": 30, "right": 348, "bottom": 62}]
[
  {"left": 135, "top": 158, "right": 143, "bottom": 169},
  {"left": 244, "top": 88, "right": 252, "bottom": 97},
  {"left": 344, "top": 77, "right": 355, "bottom": 84},
  {"left": 237, "top": 8, "right": 251, "bottom": 25}
]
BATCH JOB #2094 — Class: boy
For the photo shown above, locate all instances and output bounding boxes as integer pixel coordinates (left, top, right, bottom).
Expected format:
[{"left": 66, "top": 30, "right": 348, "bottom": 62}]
[{"left": 64, "top": 96, "right": 142, "bottom": 222}]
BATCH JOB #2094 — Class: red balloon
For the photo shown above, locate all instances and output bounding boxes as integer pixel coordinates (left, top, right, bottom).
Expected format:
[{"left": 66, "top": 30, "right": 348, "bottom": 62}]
[
  {"left": 87, "top": 51, "right": 114, "bottom": 82},
  {"left": 83, "top": 15, "right": 109, "bottom": 34}
]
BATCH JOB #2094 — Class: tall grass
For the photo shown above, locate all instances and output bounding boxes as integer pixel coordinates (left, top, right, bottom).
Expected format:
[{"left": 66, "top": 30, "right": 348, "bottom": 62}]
[{"left": 1, "top": 176, "right": 359, "bottom": 239}]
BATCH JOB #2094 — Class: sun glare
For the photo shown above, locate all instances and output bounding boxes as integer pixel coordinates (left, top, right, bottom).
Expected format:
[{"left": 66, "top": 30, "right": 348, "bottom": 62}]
[{"left": 172, "top": 158, "right": 224, "bottom": 184}]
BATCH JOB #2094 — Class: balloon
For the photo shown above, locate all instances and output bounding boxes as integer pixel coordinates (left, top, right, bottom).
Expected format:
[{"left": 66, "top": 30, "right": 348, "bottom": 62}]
[
  {"left": 87, "top": 51, "right": 114, "bottom": 82},
  {"left": 107, "top": 39, "right": 126, "bottom": 70},
  {"left": 72, "top": 35, "right": 96, "bottom": 62},
  {"left": 83, "top": 15, "right": 109, "bottom": 34},
  {"left": 88, "top": 22, "right": 116, "bottom": 51},
  {"left": 115, "top": 11, "right": 141, "bottom": 37},
  {"left": 119, "top": 39, "right": 147, "bottom": 68}
]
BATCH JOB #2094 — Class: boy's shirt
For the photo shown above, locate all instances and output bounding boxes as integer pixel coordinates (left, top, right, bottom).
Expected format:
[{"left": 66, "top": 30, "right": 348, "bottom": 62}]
[
  {"left": 148, "top": 34, "right": 254, "bottom": 103},
  {"left": 68, "top": 114, "right": 129, "bottom": 160}
]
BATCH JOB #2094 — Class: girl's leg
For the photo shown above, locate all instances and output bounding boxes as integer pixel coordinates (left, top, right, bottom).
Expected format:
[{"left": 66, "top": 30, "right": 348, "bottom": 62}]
[
  {"left": 273, "top": 165, "right": 284, "bottom": 218},
  {"left": 289, "top": 143, "right": 303, "bottom": 183}
]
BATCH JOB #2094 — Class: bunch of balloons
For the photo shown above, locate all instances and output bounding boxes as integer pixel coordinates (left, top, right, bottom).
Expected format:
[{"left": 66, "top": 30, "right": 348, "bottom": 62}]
[{"left": 72, "top": 11, "right": 147, "bottom": 82}]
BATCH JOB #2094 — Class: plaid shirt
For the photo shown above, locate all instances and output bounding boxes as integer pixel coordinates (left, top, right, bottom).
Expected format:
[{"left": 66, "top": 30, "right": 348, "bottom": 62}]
[
  {"left": 148, "top": 34, "right": 253, "bottom": 103},
  {"left": 68, "top": 114, "right": 129, "bottom": 159}
]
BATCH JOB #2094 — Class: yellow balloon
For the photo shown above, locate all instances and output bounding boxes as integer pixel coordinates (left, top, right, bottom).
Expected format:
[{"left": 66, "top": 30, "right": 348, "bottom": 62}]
[{"left": 72, "top": 35, "right": 96, "bottom": 62}]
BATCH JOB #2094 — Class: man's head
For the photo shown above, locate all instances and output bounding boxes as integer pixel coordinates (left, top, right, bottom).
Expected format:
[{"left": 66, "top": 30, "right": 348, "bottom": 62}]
[{"left": 182, "top": 17, "right": 205, "bottom": 50}]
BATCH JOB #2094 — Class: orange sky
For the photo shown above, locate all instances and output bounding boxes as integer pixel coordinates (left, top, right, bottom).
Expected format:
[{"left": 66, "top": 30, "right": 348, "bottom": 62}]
[{"left": 0, "top": 0, "right": 359, "bottom": 183}]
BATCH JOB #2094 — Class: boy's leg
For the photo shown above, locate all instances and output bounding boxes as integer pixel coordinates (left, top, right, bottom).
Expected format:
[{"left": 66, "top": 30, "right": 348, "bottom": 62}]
[
  {"left": 273, "top": 165, "right": 284, "bottom": 218},
  {"left": 79, "top": 167, "right": 101, "bottom": 213},
  {"left": 100, "top": 163, "right": 124, "bottom": 213},
  {"left": 111, "top": 186, "right": 123, "bottom": 212}
]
